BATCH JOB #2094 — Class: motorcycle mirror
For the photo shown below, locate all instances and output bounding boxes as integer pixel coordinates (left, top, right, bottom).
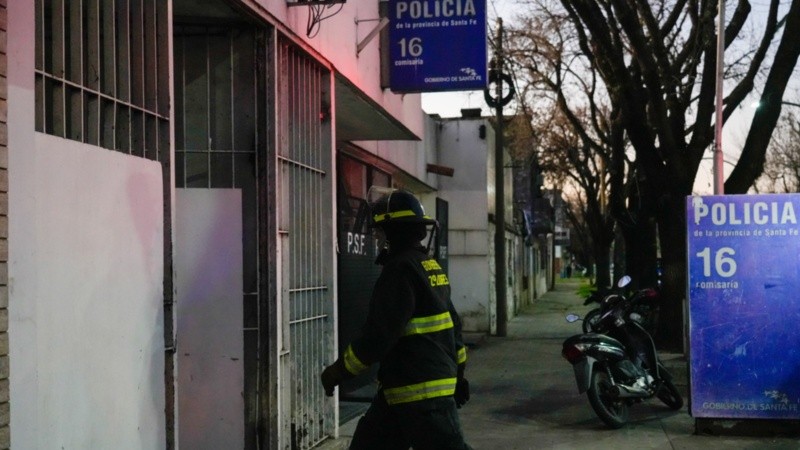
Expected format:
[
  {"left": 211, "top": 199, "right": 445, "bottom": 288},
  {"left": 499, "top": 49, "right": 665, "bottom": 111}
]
[
  {"left": 565, "top": 313, "right": 581, "bottom": 323},
  {"left": 617, "top": 275, "right": 632, "bottom": 288}
]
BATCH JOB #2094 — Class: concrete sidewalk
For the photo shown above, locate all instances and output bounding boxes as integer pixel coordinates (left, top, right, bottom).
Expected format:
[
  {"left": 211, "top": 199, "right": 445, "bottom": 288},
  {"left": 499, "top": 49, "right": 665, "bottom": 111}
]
[{"left": 319, "top": 278, "right": 800, "bottom": 449}]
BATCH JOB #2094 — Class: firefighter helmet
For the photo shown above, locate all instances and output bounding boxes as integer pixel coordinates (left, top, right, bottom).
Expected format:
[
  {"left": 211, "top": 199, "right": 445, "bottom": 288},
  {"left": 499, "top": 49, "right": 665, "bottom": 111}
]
[{"left": 369, "top": 188, "right": 436, "bottom": 228}]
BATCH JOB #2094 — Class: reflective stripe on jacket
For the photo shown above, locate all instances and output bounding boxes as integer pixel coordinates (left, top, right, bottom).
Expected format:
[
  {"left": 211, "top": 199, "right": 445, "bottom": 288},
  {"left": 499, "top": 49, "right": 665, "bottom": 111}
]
[{"left": 383, "top": 377, "right": 457, "bottom": 405}]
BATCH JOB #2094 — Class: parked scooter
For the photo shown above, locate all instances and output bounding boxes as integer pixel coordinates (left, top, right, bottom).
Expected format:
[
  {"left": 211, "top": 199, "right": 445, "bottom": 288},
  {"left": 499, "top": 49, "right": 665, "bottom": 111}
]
[
  {"left": 582, "top": 284, "right": 660, "bottom": 334},
  {"left": 562, "top": 275, "right": 683, "bottom": 428}
]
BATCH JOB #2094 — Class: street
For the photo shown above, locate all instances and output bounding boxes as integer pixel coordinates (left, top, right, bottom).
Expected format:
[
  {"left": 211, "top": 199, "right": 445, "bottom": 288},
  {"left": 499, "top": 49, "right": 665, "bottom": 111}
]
[
  {"left": 457, "top": 278, "right": 800, "bottom": 449},
  {"left": 326, "top": 277, "right": 800, "bottom": 449}
]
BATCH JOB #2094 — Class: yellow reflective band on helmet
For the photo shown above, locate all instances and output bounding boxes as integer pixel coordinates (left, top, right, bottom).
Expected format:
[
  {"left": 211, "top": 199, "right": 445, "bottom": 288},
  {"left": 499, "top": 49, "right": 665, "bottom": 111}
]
[
  {"left": 383, "top": 377, "right": 457, "bottom": 405},
  {"left": 373, "top": 210, "right": 432, "bottom": 223},
  {"left": 343, "top": 344, "right": 369, "bottom": 375},
  {"left": 403, "top": 312, "right": 453, "bottom": 336},
  {"left": 457, "top": 346, "right": 467, "bottom": 364}
]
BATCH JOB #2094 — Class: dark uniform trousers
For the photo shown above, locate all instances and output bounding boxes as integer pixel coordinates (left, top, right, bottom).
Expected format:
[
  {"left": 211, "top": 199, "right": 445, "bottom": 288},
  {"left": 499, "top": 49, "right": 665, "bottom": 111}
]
[{"left": 349, "top": 392, "right": 471, "bottom": 450}]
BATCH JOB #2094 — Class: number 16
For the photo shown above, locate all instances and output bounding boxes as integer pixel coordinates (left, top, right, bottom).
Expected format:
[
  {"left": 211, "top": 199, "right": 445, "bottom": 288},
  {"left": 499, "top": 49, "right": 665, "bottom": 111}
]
[
  {"left": 696, "top": 247, "right": 737, "bottom": 277},
  {"left": 398, "top": 37, "right": 423, "bottom": 57}
]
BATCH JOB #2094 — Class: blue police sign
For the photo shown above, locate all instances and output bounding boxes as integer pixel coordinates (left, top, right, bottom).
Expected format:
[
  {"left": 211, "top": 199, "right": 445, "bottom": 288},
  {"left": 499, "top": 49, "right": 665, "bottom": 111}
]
[
  {"left": 687, "top": 194, "right": 800, "bottom": 419},
  {"left": 388, "top": 0, "right": 487, "bottom": 93}
]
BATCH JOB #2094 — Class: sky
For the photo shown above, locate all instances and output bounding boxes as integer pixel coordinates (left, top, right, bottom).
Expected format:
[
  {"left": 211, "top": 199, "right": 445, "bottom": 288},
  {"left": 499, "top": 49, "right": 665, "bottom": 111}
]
[{"left": 420, "top": 0, "right": 513, "bottom": 119}]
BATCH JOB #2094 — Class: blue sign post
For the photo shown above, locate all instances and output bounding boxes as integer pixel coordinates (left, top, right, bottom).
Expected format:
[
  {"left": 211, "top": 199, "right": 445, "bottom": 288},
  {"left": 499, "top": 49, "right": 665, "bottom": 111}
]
[
  {"left": 687, "top": 194, "right": 800, "bottom": 419},
  {"left": 388, "top": 0, "right": 487, "bottom": 93}
]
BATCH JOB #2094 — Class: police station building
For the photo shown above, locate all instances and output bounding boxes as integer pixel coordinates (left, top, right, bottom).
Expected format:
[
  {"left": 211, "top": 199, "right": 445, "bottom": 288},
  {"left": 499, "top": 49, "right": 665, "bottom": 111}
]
[{"left": 4, "top": 0, "right": 546, "bottom": 448}]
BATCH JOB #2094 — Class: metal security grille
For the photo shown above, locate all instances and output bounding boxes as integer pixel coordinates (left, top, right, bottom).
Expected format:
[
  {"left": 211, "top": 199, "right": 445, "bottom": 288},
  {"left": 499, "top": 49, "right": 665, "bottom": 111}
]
[
  {"left": 277, "top": 40, "right": 334, "bottom": 449},
  {"left": 173, "top": 26, "right": 258, "bottom": 189},
  {"left": 34, "top": 0, "right": 169, "bottom": 161}
]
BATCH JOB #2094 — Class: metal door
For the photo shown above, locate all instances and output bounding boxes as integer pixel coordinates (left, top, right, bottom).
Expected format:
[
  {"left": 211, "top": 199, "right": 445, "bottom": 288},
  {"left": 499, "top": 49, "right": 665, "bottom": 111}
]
[{"left": 175, "top": 189, "right": 244, "bottom": 450}]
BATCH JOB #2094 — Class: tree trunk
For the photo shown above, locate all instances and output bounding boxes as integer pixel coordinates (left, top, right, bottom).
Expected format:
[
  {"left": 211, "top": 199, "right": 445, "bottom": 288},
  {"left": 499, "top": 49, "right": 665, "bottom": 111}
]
[
  {"left": 593, "top": 241, "right": 612, "bottom": 288},
  {"left": 653, "top": 194, "right": 688, "bottom": 352},
  {"left": 619, "top": 218, "right": 658, "bottom": 290},
  {"left": 613, "top": 225, "right": 625, "bottom": 283}
]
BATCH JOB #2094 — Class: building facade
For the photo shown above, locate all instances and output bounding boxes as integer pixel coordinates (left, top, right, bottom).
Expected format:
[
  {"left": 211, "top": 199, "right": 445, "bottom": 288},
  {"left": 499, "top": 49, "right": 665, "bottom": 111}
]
[
  {"left": 434, "top": 110, "right": 550, "bottom": 335},
  {"left": 0, "top": 0, "right": 8, "bottom": 446},
  {"left": 5, "top": 1, "right": 544, "bottom": 448},
  {"left": 6, "top": 1, "right": 447, "bottom": 449}
]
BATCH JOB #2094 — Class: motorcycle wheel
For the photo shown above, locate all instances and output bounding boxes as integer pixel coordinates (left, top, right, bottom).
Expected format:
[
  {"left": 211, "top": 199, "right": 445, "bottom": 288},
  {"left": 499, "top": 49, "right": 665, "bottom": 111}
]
[
  {"left": 656, "top": 379, "right": 684, "bottom": 410},
  {"left": 582, "top": 308, "right": 602, "bottom": 333},
  {"left": 587, "top": 367, "right": 629, "bottom": 428}
]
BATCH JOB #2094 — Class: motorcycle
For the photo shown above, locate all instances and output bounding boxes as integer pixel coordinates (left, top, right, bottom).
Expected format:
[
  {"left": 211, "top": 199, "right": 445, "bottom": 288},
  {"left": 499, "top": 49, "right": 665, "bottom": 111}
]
[
  {"left": 581, "top": 284, "right": 660, "bottom": 334},
  {"left": 562, "top": 275, "right": 683, "bottom": 428}
]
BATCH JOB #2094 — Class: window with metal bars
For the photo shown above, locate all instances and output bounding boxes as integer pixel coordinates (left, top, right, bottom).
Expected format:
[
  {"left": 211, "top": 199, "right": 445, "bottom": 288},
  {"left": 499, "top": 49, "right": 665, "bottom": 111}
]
[
  {"left": 173, "top": 25, "right": 257, "bottom": 189},
  {"left": 34, "top": 0, "right": 170, "bottom": 162}
]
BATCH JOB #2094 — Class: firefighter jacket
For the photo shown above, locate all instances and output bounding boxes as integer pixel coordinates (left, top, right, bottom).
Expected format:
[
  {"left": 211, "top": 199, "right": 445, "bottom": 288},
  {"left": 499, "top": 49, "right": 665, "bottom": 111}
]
[{"left": 341, "top": 245, "right": 468, "bottom": 405}]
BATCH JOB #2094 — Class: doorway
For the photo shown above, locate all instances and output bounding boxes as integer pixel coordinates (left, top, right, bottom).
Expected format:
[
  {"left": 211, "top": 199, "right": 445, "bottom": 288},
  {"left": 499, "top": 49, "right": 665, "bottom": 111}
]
[{"left": 173, "top": 22, "right": 263, "bottom": 447}]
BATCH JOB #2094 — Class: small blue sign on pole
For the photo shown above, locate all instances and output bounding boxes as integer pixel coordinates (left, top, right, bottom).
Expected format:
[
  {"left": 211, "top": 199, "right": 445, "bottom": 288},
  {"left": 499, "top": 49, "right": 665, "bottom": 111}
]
[
  {"left": 388, "top": 0, "right": 487, "bottom": 93},
  {"left": 687, "top": 194, "right": 800, "bottom": 419}
]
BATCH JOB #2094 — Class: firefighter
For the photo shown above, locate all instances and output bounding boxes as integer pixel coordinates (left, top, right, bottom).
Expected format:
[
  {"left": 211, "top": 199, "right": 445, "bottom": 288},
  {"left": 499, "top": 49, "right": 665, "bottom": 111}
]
[{"left": 321, "top": 188, "right": 471, "bottom": 450}]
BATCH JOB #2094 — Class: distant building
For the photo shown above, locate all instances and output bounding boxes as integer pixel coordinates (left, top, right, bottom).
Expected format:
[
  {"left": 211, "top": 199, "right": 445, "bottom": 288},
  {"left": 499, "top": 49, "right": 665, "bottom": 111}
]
[
  {"left": 433, "top": 109, "right": 552, "bottom": 334},
  {"left": 515, "top": 158, "right": 555, "bottom": 295},
  {"left": 545, "top": 189, "right": 572, "bottom": 278}
]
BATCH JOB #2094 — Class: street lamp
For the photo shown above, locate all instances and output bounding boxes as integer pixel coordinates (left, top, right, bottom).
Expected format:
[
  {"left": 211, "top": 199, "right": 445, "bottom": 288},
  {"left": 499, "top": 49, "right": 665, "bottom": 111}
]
[{"left": 713, "top": 0, "right": 725, "bottom": 195}]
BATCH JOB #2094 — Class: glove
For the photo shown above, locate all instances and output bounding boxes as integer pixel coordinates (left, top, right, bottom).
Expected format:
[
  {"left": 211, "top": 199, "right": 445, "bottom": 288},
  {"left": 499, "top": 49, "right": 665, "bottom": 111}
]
[
  {"left": 321, "top": 359, "right": 347, "bottom": 396},
  {"left": 454, "top": 377, "right": 470, "bottom": 408}
]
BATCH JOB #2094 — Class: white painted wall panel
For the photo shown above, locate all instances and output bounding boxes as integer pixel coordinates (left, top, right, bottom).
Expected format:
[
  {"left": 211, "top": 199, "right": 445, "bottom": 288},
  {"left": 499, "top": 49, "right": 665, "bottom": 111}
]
[
  {"left": 449, "top": 230, "right": 466, "bottom": 255},
  {"left": 439, "top": 120, "right": 490, "bottom": 192},
  {"left": 10, "top": 134, "right": 165, "bottom": 449},
  {"left": 449, "top": 256, "right": 491, "bottom": 333},
  {"left": 6, "top": 2, "right": 38, "bottom": 445},
  {"left": 441, "top": 191, "right": 488, "bottom": 230},
  {"left": 175, "top": 189, "right": 244, "bottom": 450},
  {"left": 435, "top": 118, "right": 494, "bottom": 333},
  {"left": 464, "top": 231, "right": 489, "bottom": 255}
]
